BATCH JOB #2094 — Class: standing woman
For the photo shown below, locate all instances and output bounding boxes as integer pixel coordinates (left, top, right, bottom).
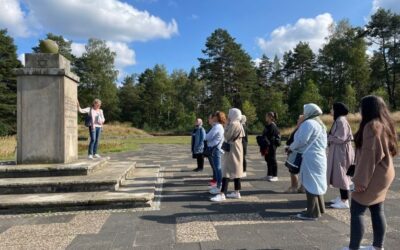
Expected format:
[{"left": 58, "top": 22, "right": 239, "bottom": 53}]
[
  {"left": 344, "top": 96, "right": 397, "bottom": 250},
  {"left": 241, "top": 115, "right": 248, "bottom": 177},
  {"left": 327, "top": 102, "right": 355, "bottom": 209},
  {"left": 206, "top": 114, "right": 217, "bottom": 187},
  {"left": 206, "top": 111, "right": 226, "bottom": 195},
  {"left": 211, "top": 108, "right": 245, "bottom": 202},
  {"left": 78, "top": 99, "right": 105, "bottom": 159},
  {"left": 192, "top": 118, "right": 206, "bottom": 172},
  {"left": 289, "top": 104, "right": 327, "bottom": 220},
  {"left": 262, "top": 112, "right": 281, "bottom": 182}
]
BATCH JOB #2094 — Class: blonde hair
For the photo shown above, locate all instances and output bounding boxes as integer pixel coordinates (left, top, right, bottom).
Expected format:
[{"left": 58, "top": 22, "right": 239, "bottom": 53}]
[{"left": 93, "top": 99, "right": 102, "bottom": 106}]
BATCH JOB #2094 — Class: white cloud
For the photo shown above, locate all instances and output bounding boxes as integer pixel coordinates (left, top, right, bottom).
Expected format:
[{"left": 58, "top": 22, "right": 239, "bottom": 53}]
[
  {"left": 257, "top": 13, "right": 334, "bottom": 57},
  {"left": 106, "top": 41, "right": 136, "bottom": 69},
  {"left": 0, "top": 0, "right": 29, "bottom": 37},
  {"left": 18, "top": 53, "right": 25, "bottom": 65},
  {"left": 71, "top": 43, "right": 86, "bottom": 57},
  {"left": 372, "top": 0, "right": 400, "bottom": 13},
  {"left": 71, "top": 41, "right": 136, "bottom": 80},
  {"left": 24, "top": 0, "right": 178, "bottom": 42}
]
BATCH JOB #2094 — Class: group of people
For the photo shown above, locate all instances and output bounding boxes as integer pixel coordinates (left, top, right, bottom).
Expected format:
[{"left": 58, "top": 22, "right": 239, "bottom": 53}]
[{"left": 191, "top": 95, "right": 397, "bottom": 250}]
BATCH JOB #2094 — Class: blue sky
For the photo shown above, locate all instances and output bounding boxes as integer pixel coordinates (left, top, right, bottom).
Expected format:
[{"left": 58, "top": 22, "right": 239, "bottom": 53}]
[{"left": 1, "top": 0, "right": 399, "bottom": 80}]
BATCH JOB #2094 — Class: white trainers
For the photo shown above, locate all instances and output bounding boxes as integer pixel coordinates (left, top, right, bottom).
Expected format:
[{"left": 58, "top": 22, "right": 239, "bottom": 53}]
[
  {"left": 342, "top": 246, "right": 382, "bottom": 250},
  {"left": 264, "top": 175, "right": 272, "bottom": 180},
  {"left": 94, "top": 154, "right": 101, "bottom": 158},
  {"left": 331, "top": 200, "right": 350, "bottom": 209},
  {"left": 269, "top": 177, "right": 279, "bottom": 182},
  {"left": 209, "top": 187, "right": 220, "bottom": 195},
  {"left": 210, "top": 193, "right": 226, "bottom": 202},
  {"left": 226, "top": 192, "right": 241, "bottom": 199},
  {"left": 88, "top": 155, "right": 94, "bottom": 160},
  {"left": 330, "top": 196, "right": 341, "bottom": 204},
  {"left": 242, "top": 172, "right": 247, "bottom": 177}
]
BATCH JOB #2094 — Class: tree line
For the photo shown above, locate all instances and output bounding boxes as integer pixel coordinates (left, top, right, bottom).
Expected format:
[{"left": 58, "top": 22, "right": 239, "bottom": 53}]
[{"left": 0, "top": 8, "right": 399, "bottom": 135}]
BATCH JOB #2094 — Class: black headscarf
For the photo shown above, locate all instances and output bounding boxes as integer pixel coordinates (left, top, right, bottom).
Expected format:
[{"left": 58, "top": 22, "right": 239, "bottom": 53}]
[{"left": 333, "top": 102, "right": 349, "bottom": 120}]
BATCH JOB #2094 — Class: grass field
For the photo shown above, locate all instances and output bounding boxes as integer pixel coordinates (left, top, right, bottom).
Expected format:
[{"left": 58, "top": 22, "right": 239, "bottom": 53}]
[{"left": 2, "top": 113, "right": 400, "bottom": 161}]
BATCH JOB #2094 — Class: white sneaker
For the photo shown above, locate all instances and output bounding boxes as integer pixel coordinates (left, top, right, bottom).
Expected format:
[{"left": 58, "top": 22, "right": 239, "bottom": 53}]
[
  {"left": 263, "top": 175, "right": 272, "bottom": 180},
  {"left": 360, "top": 246, "right": 383, "bottom": 250},
  {"left": 94, "top": 154, "right": 101, "bottom": 158},
  {"left": 331, "top": 200, "right": 350, "bottom": 209},
  {"left": 88, "top": 155, "right": 94, "bottom": 160},
  {"left": 242, "top": 172, "right": 247, "bottom": 177},
  {"left": 269, "top": 177, "right": 279, "bottom": 182},
  {"left": 226, "top": 192, "right": 241, "bottom": 199},
  {"left": 330, "top": 196, "right": 341, "bottom": 204},
  {"left": 210, "top": 193, "right": 226, "bottom": 202},
  {"left": 209, "top": 187, "right": 220, "bottom": 195}
]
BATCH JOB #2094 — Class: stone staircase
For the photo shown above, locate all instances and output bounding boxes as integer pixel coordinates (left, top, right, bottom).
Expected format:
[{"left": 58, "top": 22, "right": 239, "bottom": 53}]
[{"left": 0, "top": 158, "right": 161, "bottom": 214}]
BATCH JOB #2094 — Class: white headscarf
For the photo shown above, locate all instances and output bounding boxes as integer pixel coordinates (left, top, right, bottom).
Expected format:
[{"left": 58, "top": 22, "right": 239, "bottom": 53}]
[
  {"left": 228, "top": 108, "right": 242, "bottom": 123},
  {"left": 303, "top": 103, "right": 323, "bottom": 120},
  {"left": 241, "top": 115, "right": 247, "bottom": 125}
]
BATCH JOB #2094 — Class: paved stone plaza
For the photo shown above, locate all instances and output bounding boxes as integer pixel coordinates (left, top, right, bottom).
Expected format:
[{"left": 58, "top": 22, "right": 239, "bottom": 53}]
[{"left": 0, "top": 145, "right": 399, "bottom": 250}]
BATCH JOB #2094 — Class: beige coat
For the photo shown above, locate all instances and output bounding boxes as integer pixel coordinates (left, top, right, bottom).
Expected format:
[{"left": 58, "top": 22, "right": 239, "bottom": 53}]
[
  {"left": 327, "top": 116, "right": 355, "bottom": 190},
  {"left": 222, "top": 121, "right": 245, "bottom": 179},
  {"left": 352, "top": 121, "right": 395, "bottom": 206}
]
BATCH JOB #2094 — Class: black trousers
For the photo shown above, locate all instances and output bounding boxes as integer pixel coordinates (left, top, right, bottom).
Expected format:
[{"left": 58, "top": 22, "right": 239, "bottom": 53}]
[
  {"left": 221, "top": 177, "right": 241, "bottom": 193},
  {"left": 195, "top": 154, "right": 204, "bottom": 170},
  {"left": 349, "top": 199, "right": 386, "bottom": 249},
  {"left": 265, "top": 147, "right": 278, "bottom": 177},
  {"left": 243, "top": 142, "right": 247, "bottom": 173},
  {"left": 340, "top": 189, "right": 349, "bottom": 200}
]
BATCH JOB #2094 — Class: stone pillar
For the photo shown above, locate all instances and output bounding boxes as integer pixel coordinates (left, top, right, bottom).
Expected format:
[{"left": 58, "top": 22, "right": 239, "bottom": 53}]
[{"left": 15, "top": 54, "right": 79, "bottom": 164}]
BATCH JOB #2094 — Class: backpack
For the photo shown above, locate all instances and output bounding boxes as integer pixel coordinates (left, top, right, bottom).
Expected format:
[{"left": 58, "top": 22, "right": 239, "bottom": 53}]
[{"left": 84, "top": 108, "right": 92, "bottom": 127}]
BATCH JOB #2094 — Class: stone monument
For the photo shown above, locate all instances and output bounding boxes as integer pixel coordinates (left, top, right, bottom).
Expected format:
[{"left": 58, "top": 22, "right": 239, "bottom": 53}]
[{"left": 14, "top": 50, "right": 80, "bottom": 164}]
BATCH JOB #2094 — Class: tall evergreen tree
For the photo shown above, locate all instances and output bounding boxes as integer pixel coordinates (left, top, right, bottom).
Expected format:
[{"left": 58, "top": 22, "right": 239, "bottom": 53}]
[
  {"left": 366, "top": 8, "right": 400, "bottom": 108},
  {"left": 198, "top": 29, "right": 257, "bottom": 111},
  {"left": 75, "top": 38, "right": 119, "bottom": 121},
  {"left": 0, "top": 29, "right": 21, "bottom": 135}
]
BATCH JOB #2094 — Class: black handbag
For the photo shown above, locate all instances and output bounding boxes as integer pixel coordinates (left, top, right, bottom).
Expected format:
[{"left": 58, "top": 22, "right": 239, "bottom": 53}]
[
  {"left": 221, "top": 142, "right": 230, "bottom": 152},
  {"left": 84, "top": 108, "right": 92, "bottom": 127},
  {"left": 284, "top": 152, "right": 302, "bottom": 174},
  {"left": 346, "top": 164, "right": 355, "bottom": 177}
]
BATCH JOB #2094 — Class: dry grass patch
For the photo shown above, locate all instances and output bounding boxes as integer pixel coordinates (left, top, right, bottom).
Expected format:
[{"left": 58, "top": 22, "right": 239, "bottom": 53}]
[{"left": 0, "top": 136, "right": 17, "bottom": 160}]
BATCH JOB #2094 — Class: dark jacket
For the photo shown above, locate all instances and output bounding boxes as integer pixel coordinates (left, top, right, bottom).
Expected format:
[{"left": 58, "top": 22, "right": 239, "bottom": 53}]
[{"left": 262, "top": 122, "right": 281, "bottom": 148}]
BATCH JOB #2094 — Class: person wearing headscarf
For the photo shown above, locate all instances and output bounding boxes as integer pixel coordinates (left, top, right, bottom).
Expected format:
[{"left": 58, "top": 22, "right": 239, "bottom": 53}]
[
  {"left": 191, "top": 118, "right": 206, "bottom": 172},
  {"left": 289, "top": 103, "right": 328, "bottom": 220},
  {"left": 327, "top": 102, "right": 355, "bottom": 209},
  {"left": 211, "top": 108, "right": 245, "bottom": 202},
  {"left": 241, "top": 115, "right": 248, "bottom": 177}
]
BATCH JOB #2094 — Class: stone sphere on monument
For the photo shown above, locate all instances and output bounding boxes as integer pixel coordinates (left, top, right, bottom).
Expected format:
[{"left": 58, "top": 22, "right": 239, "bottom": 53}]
[{"left": 39, "top": 39, "right": 59, "bottom": 53}]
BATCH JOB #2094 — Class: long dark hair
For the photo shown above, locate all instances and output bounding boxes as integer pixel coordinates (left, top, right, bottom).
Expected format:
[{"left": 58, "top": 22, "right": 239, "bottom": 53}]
[
  {"left": 267, "top": 112, "right": 278, "bottom": 122},
  {"left": 354, "top": 96, "right": 398, "bottom": 156}
]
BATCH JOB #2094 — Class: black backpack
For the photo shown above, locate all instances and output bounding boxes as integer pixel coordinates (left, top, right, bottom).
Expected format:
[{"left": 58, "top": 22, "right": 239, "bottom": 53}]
[{"left": 84, "top": 108, "right": 92, "bottom": 127}]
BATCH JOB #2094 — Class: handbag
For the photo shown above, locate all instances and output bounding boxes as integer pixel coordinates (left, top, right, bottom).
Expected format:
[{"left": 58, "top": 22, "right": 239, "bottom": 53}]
[
  {"left": 84, "top": 108, "right": 92, "bottom": 127},
  {"left": 284, "top": 126, "right": 322, "bottom": 174},
  {"left": 285, "top": 152, "right": 302, "bottom": 174},
  {"left": 221, "top": 130, "right": 242, "bottom": 152},
  {"left": 346, "top": 164, "right": 355, "bottom": 177}
]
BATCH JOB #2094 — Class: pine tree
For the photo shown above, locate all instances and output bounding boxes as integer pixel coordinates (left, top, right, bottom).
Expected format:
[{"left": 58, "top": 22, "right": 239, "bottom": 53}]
[
  {"left": 0, "top": 29, "right": 21, "bottom": 135},
  {"left": 75, "top": 38, "right": 119, "bottom": 121}
]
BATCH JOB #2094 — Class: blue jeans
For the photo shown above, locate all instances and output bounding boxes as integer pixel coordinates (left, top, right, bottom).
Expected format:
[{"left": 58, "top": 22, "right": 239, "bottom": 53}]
[
  {"left": 349, "top": 199, "right": 386, "bottom": 249},
  {"left": 88, "top": 127, "right": 101, "bottom": 155},
  {"left": 211, "top": 148, "right": 222, "bottom": 188}
]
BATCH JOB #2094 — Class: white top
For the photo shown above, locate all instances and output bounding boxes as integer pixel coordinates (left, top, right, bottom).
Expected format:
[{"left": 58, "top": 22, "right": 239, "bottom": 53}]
[{"left": 79, "top": 107, "right": 105, "bottom": 128}]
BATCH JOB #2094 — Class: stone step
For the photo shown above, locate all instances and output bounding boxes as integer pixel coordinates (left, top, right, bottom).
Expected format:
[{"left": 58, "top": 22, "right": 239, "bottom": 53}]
[
  {"left": 0, "top": 158, "right": 108, "bottom": 178},
  {"left": 0, "top": 160, "right": 135, "bottom": 194},
  {"left": 0, "top": 164, "right": 160, "bottom": 214}
]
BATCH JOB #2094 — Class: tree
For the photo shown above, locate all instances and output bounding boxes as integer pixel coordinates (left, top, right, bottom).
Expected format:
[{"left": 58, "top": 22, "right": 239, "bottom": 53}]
[
  {"left": 198, "top": 29, "right": 257, "bottom": 111},
  {"left": 366, "top": 8, "right": 400, "bottom": 108},
  {"left": 256, "top": 54, "right": 273, "bottom": 87},
  {"left": 0, "top": 29, "right": 21, "bottom": 135},
  {"left": 242, "top": 100, "right": 257, "bottom": 126},
  {"left": 318, "top": 20, "right": 370, "bottom": 108},
  {"left": 118, "top": 74, "right": 140, "bottom": 124},
  {"left": 75, "top": 38, "right": 119, "bottom": 121},
  {"left": 283, "top": 42, "right": 316, "bottom": 85},
  {"left": 297, "top": 80, "right": 323, "bottom": 114}
]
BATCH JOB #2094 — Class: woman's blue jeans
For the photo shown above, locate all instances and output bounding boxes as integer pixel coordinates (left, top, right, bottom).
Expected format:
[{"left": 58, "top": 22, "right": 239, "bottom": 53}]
[
  {"left": 211, "top": 148, "right": 222, "bottom": 188},
  {"left": 88, "top": 127, "right": 101, "bottom": 155}
]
